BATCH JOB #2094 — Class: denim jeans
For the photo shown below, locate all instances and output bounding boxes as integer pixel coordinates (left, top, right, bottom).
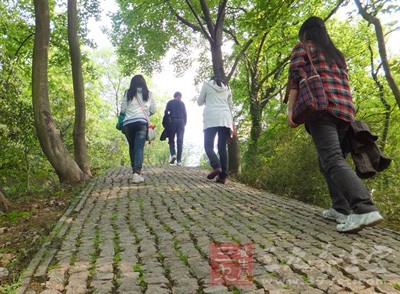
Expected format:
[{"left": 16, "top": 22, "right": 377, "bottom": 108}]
[
  {"left": 168, "top": 118, "right": 185, "bottom": 162},
  {"left": 204, "top": 127, "right": 230, "bottom": 179},
  {"left": 124, "top": 121, "right": 148, "bottom": 174},
  {"left": 306, "top": 114, "right": 377, "bottom": 214}
]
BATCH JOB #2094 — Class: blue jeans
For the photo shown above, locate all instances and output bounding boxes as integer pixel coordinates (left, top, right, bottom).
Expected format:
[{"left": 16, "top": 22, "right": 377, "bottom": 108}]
[
  {"left": 306, "top": 114, "right": 378, "bottom": 214},
  {"left": 204, "top": 127, "right": 230, "bottom": 179},
  {"left": 168, "top": 118, "right": 185, "bottom": 162},
  {"left": 124, "top": 121, "right": 148, "bottom": 174}
]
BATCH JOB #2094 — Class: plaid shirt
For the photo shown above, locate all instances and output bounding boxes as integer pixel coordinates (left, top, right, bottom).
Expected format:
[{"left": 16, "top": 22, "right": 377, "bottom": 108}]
[{"left": 288, "top": 42, "right": 355, "bottom": 122}]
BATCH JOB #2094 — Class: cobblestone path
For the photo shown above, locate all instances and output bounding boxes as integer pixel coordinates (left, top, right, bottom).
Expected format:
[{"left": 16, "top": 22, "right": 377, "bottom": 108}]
[{"left": 17, "top": 166, "right": 400, "bottom": 294}]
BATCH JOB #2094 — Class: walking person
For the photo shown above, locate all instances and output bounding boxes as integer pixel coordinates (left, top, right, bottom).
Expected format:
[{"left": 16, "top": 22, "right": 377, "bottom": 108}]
[
  {"left": 120, "top": 74, "right": 157, "bottom": 183},
  {"left": 164, "top": 91, "right": 187, "bottom": 166},
  {"left": 197, "top": 76, "right": 234, "bottom": 184},
  {"left": 285, "top": 16, "right": 383, "bottom": 233}
]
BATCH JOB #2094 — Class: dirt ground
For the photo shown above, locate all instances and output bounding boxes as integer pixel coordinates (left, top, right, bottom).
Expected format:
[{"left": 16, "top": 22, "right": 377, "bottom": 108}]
[{"left": 0, "top": 189, "right": 76, "bottom": 289}]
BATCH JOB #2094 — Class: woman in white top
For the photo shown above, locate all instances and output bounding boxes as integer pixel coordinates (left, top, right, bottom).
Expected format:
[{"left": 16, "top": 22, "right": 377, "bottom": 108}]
[
  {"left": 120, "top": 75, "right": 157, "bottom": 183},
  {"left": 197, "top": 76, "right": 233, "bottom": 184}
]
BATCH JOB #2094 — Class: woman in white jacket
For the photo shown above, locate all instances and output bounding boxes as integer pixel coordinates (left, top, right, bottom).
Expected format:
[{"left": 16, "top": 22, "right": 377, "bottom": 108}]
[
  {"left": 197, "top": 76, "right": 233, "bottom": 184},
  {"left": 120, "top": 75, "right": 157, "bottom": 183}
]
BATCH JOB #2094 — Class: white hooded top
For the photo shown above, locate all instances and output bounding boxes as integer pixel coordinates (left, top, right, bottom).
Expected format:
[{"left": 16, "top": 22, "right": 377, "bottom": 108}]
[{"left": 197, "top": 80, "right": 233, "bottom": 131}]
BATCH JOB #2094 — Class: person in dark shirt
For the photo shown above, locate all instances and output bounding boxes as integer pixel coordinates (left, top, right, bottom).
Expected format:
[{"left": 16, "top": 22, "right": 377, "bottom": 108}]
[{"left": 164, "top": 91, "right": 187, "bottom": 165}]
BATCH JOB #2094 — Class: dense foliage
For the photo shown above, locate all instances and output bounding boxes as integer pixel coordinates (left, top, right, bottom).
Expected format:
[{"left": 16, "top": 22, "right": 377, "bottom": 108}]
[
  {"left": 0, "top": 0, "right": 399, "bottom": 226},
  {"left": 0, "top": 1, "right": 170, "bottom": 198}
]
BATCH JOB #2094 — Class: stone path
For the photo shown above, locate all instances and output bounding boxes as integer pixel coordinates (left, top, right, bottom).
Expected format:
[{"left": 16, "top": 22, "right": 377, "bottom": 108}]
[{"left": 17, "top": 166, "right": 400, "bottom": 294}]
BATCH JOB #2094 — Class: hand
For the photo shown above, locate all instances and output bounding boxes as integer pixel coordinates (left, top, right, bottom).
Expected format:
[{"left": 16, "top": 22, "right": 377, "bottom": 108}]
[{"left": 287, "top": 109, "right": 300, "bottom": 128}]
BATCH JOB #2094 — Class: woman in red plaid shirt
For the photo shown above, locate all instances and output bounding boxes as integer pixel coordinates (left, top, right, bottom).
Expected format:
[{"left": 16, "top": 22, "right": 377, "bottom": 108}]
[{"left": 285, "top": 16, "right": 383, "bottom": 233}]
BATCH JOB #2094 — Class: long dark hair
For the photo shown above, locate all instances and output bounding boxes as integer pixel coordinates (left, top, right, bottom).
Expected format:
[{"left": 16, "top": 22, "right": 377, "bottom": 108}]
[
  {"left": 210, "top": 76, "right": 227, "bottom": 87},
  {"left": 299, "top": 16, "right": 346, "bottom": 69},
  {"left": 127, "top": 74, "right": 149, "bottom": 102}
]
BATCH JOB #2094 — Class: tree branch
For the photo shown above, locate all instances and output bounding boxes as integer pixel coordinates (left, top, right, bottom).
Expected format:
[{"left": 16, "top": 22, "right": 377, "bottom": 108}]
[
  {"left": 324, "top": 0, "right": 346, "bottom": 20},
  {"left": 354, "top": 0, "right": 400, "bottom": 109},
  {"left": 227, "top": 37, "right": 254, "bottom": 82},
  {"left": 215, "top": 0, "right": 228, "bottom": 37},
  {"left": 15, "top": 33, "right": 35, "bottom": 58},
  {"left": 164, "top": 1, "right": 202, "bottom": 34},
  {"left": 197, "top": 0, "right": 214, "bottom": 42}
]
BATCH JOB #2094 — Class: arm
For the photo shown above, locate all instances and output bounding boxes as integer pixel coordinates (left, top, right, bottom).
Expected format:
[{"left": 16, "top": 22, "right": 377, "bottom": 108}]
[
  {"left": 228, "top": 91, "right": 235, "bottom": 131},
  {"left": 285, "top": 44, "right": 306, "bottom": 128},
  {"left": 197, "top": 83, "right": 207, "bottom": 106},
  {"left": 287, "top": 89, "right": 299, "bottom": 128},
  {"left": 148, "top": 92, "right": 157, "bottom": 115},
  {"left": 227, "top": 90, "right": 233, "bottom": 111},
  {"left": 164, "top": 100, "right": 170, "bottom": 115},
  {"left": 120, "top": 90, "right": 128, "bottom": 114},
  {"left": 183, "top": 103, "right": 187, "bottom": 125}
]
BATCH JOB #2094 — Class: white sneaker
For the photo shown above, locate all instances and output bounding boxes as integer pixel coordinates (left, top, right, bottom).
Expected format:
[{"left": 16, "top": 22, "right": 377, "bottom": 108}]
[
  {"left": 336, "top": 211, "right": 383, "bottom": 233},
  {"left": 169, "top": 155, "right": 176, "bottom": 165},
  {"left": 322, "top": 208, "right": 349, "bottom": 224},
  {"left": 176, "top": 162, "right": 182, "bottom": 166},
  {"left": 132, "top": 173, "right": 144, "bottom": 184}
]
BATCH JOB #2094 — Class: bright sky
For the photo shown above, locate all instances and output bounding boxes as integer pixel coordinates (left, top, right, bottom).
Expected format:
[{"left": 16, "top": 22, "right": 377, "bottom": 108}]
[
  {"left": 87, "top": 0, "right": 205, "bottom": 166},
  {"left": 152, "top": 54, "right": 205, "bottom": 166}
]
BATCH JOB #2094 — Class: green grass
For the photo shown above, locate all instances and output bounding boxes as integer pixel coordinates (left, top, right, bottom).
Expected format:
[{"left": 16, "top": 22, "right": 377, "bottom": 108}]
[
  {"left": 0, "top": 211, "right": 31, "bottom": 223},
  {"left": 0, "top": 272, "right": 21, "bottom": 294},
  {"left": 133, "top": 263, "right": 147, "bottom": 288},
  {"left": 47, "top": 263, "right": 61, "bottom": 271},
  {"left": 0, "top": 283, "right": 19, "bottom": 294}
]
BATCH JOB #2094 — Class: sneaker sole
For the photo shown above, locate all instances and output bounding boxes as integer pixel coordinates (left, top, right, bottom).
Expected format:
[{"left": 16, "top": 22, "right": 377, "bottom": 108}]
[
  {"left": 338, "top": 217, "right": 383, "bottom": 234},
  {"left": 322, "top": 215, "right": 336, "bottom": 222},
  {"left": 322, "top": 211, "right": 348, "bottom": 224},
  {"left": 322, "top": 215, "right": 346, "bottom": 224},
  {"left": 131, "top": 178, "right": 145, "bottom": 184}
]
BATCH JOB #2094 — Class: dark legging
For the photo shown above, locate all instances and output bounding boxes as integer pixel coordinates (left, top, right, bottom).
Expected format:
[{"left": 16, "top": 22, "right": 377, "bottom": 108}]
[
  {"left": 307, "top": 114, "right": 377, "bottom": 214},
  {"left": 124, "top": 121, "right": 148, "bottom": 174},
  {"left": 204, "top": 127, "right": 230, "bottom": 179},
  {"left": 168, "top": 118, "right": 185, "bottom": 162}
]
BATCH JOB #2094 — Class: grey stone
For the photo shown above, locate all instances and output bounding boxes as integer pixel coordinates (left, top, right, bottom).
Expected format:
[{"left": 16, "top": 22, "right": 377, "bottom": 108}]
[
  {"left": 14, "top": 166, "right": 400, "bottom": 294},
  {"left": 39, "top": 290, "right": 63, "bottom": 294},
  {"left": 0, "top": 267, "right": 9, "bottom": 279},
  {"left": 145, "top": 285, "right": 170, "bottom": 294},
  {"left": 202, "top": 286, "right": 231, "bottom": 294}
]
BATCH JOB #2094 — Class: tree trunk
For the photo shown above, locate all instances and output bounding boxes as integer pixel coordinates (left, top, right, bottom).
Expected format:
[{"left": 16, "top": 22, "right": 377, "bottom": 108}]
[
  {"left": 0, "top": 190, "right": 11, "bottom": 213},
  {"left": 32, "top": 0, "right": 86, "bottom": 184},
  {"left": 354, "top": 0, "right": 400, "bottom": 110},
  {"left": 228, "top": 137, "right": 241, "bottom": 176},
  {"left": 207, "top": 1, "right": 240, "bottom": 174},
  {"left": 176, "top": 0, "right": 240, "bottom": 174},
  {"left": 68, "top": 0, "right": 92, "bottom": 177},
  {"left": 250, "top": 99, "right": 263, "bottom": 144},
  {"left": 210, "top": 42, "right": 226, "bottom": 79}
]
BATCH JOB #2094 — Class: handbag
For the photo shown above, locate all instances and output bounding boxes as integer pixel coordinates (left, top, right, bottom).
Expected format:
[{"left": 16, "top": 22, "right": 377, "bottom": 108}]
[
  {"left": 135, "top": 96, "right": 157, "bottom": 142},
  {"left": 292, "top": 43, "right": 328, "bottom": 125},
  {"left": 116, "top": 113, "right": 126, "bottom": 133},
  {"left": 148, "top": 125, "right": 157, "bottom": 141}
]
